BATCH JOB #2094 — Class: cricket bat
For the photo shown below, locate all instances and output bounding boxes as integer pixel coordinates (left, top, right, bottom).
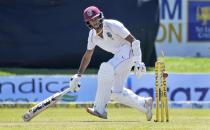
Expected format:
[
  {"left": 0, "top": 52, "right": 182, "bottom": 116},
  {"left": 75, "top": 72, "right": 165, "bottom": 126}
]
[{"left": 22, "top": 87, "right": 74, "bottom": 122}]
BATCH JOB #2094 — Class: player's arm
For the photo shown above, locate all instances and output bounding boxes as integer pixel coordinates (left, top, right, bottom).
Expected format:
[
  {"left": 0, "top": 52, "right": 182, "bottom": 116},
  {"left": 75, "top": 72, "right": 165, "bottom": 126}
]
[
  {"left": 69, "top": 48, "right": 95, "bottom": 92},
  {"left": 125, "top": 34, "right": 141, "bottom": 61},
  {"left": 125, "top": 34, "right": 146, "bottom": 78},
  {"left": 77, "top": 48, "right": 95, "bottom": 75},
  {"left": 110, "top": 20, "right": 141, "bottom": 62},
  {"left": 124, "top": 34, "right": 141, "bottom": 62},
  {"left": 110, "top": 20, "right": 145, "bottom": 77},
  {"left": 69, "top": 29, "right": 95, "bottom": 91}
]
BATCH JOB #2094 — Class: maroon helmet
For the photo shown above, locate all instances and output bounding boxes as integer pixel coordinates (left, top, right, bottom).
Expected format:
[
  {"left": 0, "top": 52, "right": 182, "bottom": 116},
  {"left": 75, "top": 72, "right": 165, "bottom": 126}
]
[{"left": 83, "top": 6, "right": 104, "bottom": 28}]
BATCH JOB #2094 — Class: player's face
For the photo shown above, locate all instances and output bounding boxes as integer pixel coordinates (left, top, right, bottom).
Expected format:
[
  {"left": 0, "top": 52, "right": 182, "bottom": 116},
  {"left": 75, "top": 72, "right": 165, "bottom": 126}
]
[{"left": 89, "top": 16, "right": 101, "bottom": 29}]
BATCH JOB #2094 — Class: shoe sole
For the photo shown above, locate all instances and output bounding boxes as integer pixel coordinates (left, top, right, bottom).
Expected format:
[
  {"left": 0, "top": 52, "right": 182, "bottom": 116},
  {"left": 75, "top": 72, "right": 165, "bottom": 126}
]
[
  {"left": 86, "top": 108, "right": 107, "bottom": 119},
  {"left": 146, "top": 98, "right": 153, "bottom": 121}
]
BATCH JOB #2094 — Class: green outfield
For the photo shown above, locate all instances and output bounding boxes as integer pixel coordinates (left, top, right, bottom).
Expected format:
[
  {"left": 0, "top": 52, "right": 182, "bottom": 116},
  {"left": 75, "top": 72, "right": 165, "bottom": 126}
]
[
  {"left": 0, "top": 108, "right": 209, "bottom": 130},
  {"left": 157, "top": 57, "right": 210, "bottom": 73},
  {"left": 0, "top": 57, "right": 210, "bottom": 75}
]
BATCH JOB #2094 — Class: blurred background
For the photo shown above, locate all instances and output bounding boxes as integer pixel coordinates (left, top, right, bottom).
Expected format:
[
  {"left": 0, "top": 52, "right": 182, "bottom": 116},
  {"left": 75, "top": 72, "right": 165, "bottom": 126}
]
[{"left": 0, "top": 0, "right": 159, "bottom": 68}]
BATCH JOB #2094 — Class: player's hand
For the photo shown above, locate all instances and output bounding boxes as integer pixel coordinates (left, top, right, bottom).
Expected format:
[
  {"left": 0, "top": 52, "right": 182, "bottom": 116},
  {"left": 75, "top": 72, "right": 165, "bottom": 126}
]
[
  {"left": 69, "top": 74, "right": 81, "bottom": 92},
  {"left": 134, "top": 61, "right": 146, "bottom": 78}
]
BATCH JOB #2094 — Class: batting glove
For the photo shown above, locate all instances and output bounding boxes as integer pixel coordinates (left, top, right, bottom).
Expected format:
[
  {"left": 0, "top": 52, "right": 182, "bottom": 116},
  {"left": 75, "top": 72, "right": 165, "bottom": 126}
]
[
  {"left": 134, "top": 61, "right": 146, "bottom": 78},
  {"left": 69, "top": 74, "right": 81, "bottom": 92}
]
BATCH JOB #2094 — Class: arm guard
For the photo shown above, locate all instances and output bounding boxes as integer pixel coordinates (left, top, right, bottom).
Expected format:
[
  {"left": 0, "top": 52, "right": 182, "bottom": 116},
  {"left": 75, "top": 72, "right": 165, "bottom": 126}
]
[{"left": 131, "top": 40, "right": 142, "bottom": 62}]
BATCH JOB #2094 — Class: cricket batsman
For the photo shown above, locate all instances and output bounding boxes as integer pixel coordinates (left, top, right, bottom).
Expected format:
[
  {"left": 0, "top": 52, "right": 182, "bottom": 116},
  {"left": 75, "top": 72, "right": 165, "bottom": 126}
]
[{"left": 70, "top": 6, "right": 153, "bottom": 121}]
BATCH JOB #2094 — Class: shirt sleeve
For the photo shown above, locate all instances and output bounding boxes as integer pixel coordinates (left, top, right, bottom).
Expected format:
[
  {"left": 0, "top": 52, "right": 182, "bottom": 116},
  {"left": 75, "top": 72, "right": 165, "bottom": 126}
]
[
  {"left": 110, "top": 20, "right": 130, "bottom": 39},
  {"left": 87, "top": 30, "right": 96, "bottom": 50}
]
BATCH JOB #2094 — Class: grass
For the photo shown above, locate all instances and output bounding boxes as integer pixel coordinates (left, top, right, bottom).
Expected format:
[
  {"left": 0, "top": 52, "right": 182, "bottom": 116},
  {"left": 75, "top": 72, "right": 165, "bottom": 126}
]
[
  {"left": 0, "top": 107, "right": 209, "bottom": 130},
  {"left": 157, "top": 57, "right": 210, "bottom": 73},
  {"left": 0, "top": 57, "right": 210, "bottom": 75}
]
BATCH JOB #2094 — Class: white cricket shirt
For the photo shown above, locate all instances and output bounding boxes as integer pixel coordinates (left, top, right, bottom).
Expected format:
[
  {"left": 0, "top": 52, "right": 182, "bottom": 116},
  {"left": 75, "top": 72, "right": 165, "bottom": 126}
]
[{"left": 87, "top": 19, "right": 131, "bottom": 54}]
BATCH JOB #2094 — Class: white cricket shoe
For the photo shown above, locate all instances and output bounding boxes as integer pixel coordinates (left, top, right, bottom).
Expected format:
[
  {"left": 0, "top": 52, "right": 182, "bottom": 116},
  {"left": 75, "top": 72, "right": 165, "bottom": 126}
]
[
  {"left": 145, "top": 97, "right": 153, "bottom": 121},
  {"left": 86, "top": 107, "right": 108, "bottom": 119}
]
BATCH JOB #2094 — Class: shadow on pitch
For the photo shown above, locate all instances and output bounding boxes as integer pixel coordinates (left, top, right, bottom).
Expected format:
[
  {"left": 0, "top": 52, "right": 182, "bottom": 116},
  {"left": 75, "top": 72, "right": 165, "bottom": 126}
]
[
  {"left": 31, "top": 120, "right": 142, "bottom": 123},
  {"left": 74, "top": 120, "right": 141, "bottom": 123}
]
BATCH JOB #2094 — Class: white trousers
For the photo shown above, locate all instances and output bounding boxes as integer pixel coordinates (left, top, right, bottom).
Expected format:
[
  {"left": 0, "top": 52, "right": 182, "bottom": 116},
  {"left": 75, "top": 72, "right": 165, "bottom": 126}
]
[
  {"left": 94, "top": 44, "right": 146, "bottom": 114},
  {"left": 108, "top": 44, "right": 134, "bottom": 93}
]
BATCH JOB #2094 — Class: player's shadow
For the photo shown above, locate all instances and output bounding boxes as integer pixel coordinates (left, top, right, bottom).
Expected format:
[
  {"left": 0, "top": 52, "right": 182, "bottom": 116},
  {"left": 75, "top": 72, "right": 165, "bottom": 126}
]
[
  {"left": 30, "top": 120, "right": 141, "bottom": 123},
  {"left": 79, "top": 120, "right": 141, "bottom": 123}
]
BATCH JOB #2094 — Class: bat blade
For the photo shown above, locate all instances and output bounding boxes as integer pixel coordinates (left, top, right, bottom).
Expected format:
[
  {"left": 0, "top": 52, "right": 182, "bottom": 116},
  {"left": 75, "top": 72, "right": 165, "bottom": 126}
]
[{"left": 22, "top": 87, "right": 73, "bottom": 122}]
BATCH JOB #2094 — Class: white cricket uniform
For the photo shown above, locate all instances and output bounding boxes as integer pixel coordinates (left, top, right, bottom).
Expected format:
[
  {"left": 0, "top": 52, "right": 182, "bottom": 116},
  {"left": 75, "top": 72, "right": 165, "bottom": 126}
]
[
  {"left": 87, "top": 19, "right": 134, "bottom": 92},
  {"left": 87, "top": 19, "right": 146, "bottom": 115}
]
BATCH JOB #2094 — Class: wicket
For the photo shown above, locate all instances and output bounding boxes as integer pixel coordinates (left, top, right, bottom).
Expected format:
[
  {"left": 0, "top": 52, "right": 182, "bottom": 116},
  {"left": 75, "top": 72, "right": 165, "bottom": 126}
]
[{"left": 154, "top": 61, "right": 169, "bottom": 122}]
